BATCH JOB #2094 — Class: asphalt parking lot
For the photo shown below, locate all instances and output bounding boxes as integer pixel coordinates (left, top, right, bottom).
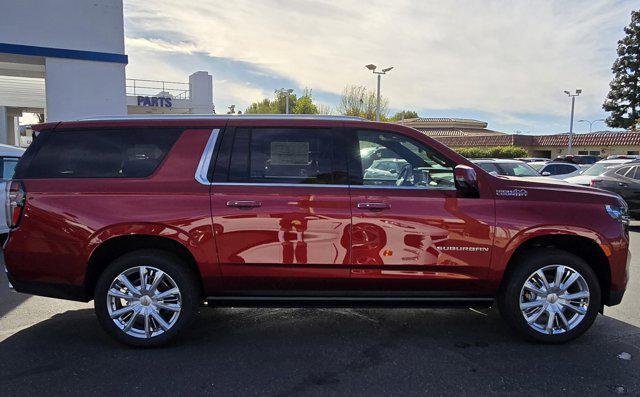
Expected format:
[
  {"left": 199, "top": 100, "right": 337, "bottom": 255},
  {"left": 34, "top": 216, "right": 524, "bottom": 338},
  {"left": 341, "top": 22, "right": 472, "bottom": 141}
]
[{"left": 1, "top": 230, "right": 640, "bottom": 396}]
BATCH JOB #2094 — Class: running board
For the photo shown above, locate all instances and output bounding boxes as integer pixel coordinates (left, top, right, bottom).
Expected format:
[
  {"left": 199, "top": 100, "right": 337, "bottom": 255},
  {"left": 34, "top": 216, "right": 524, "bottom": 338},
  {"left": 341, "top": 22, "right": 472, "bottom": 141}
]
[{"left": 205, "top": 295, "right": 494, "bottom": 308}]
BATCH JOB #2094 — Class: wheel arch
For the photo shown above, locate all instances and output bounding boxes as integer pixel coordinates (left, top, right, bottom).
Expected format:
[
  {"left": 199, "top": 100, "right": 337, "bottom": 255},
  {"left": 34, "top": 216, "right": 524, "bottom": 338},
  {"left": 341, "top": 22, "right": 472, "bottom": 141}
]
[
  {"left": 85, "top": 233, "right": 204, "bottom": 297},
  {"left": 501, "top": 233, "right": 611, "bottom": 304}
]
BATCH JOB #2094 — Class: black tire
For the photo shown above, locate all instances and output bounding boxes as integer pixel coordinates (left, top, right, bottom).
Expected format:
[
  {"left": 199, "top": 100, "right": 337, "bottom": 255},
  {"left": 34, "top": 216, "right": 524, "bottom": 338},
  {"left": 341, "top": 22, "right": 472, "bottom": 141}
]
[
  {"left": 498, "top": 249, "right": 601, "bottom": 343},
  {"left": 94, "top": 249, "right": 201, "bottom": 347}
]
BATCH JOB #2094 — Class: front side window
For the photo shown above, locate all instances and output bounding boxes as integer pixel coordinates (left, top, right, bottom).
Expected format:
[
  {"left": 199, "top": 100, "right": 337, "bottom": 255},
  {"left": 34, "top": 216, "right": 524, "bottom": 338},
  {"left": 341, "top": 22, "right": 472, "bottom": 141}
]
[
  {"left": 221, "top": 128, "right": 344, "bottom": 185},
  {"left": 354, "top": 130, "right": 455, "bottom": 189}
]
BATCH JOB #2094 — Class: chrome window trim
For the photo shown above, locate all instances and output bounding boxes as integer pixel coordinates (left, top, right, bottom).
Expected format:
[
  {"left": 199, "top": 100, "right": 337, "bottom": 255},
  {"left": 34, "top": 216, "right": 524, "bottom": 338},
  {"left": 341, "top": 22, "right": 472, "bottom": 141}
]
[
  {"left": 195, "top": 129, "right": 220, "bottom": 185},
  {"left": 209, "top": 182, "right": 455, "bottom": 190},
  {"left": 350, "top": 185, "right": 456, "bottom": 191},
  {"left": 211, "top": 182, "right": 348, "bottom": 188}
]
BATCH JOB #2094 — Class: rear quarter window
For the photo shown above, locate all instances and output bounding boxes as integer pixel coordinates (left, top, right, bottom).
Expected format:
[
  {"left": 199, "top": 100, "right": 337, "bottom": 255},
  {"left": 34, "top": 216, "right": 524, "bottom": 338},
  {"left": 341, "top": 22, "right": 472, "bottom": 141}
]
[{"left": 15, "top": 128, "right": 182, "bottom": 179}]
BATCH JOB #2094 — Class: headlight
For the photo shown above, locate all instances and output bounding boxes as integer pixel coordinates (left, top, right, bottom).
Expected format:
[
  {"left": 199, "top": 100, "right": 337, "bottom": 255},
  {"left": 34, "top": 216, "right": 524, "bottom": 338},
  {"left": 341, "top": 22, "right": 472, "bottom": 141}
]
[{"left": 605, "top": 204, "right": 630, "bottom": 224}]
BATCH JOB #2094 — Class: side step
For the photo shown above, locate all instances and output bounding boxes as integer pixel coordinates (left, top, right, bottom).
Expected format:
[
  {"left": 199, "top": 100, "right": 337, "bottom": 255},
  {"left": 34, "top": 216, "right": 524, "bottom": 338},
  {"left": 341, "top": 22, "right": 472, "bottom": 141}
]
[{"left": 205, "top": 295, "right": 494, "bottom": 308}]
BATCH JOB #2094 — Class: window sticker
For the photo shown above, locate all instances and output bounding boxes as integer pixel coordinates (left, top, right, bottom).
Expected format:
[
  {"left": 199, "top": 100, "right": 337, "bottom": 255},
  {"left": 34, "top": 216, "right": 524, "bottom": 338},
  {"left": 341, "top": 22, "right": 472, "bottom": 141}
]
[{"left": 270, "top": 141, "right": 310, "bottom": 165}]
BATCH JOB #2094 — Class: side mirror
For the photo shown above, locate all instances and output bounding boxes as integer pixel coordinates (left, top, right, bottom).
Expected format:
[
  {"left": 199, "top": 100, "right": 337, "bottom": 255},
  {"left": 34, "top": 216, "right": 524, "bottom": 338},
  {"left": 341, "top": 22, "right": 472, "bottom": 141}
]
[
  {"left": 389, "top": 169, "right": 397, "bottom": 174},
  {"left": 454, "top": 165, "right": 479, "bottom": 197},
  {"left": 541, "top": 171, "right": 551, "bottom": 176}
]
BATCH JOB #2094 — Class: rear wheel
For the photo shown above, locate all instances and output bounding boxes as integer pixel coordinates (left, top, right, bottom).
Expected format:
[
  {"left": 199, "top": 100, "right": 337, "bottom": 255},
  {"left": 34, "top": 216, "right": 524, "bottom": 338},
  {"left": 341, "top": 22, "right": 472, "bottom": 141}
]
[
  {"left": 498, "top": 249, "right": 601, "bottom": 343},
  {"left": 94, "top": 249, "right": 200, "bottom": 347}
]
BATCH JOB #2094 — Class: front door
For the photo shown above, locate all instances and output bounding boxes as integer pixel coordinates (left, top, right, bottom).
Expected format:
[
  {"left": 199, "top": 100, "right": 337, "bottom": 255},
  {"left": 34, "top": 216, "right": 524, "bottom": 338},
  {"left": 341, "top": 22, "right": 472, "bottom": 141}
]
[
  {"left": 347, "top": 128, "right": 495, "bottom": 294},
  {"left": 210, "top": 125, "right": 352, "bottom": 292}
]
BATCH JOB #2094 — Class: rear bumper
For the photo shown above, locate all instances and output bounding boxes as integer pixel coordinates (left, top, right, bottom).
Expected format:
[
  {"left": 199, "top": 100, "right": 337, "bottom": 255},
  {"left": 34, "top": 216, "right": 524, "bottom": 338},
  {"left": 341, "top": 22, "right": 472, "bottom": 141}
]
[{"left": 6, "top": 272, "right": 90, "bottom": 302}]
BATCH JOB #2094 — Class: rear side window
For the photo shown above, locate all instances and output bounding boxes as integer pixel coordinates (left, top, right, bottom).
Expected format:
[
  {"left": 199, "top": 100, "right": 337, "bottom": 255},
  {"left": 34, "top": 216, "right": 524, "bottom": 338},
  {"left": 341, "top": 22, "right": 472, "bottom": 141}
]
[
  {"left": 615, "top": 166, "right": 631, "bottom": 177},
  {"left": 216, "top": 128, "right": 346, "bottom": 185},
  {"left": 16, "top": 128, "right": 182, "bottom": 179}
]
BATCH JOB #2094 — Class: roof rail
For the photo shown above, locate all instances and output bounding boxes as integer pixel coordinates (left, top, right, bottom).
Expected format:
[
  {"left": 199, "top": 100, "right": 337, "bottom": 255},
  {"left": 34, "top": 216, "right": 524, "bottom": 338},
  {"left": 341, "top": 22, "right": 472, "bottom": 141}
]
[{"left": 77, "top": 114, "right": 368, "bottom": 122}]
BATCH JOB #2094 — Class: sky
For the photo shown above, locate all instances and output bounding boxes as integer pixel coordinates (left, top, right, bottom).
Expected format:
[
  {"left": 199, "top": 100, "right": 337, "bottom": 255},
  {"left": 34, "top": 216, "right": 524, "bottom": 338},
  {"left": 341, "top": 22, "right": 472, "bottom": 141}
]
[{"left": 123, "top": 0, "right": 637, "bottom": 135}]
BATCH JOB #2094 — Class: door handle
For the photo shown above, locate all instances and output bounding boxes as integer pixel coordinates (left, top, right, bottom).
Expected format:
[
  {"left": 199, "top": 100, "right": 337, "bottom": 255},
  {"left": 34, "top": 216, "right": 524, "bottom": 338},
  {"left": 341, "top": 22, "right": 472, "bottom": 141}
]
[
  {"left": 227, "top": 200, "right": 261, "bottom": 208},
  {"left": 357, "top": 202, "right": 390, "bottom": 210},
  {"left": 619, "top": 182, "right": 628, "bottom": 187}
]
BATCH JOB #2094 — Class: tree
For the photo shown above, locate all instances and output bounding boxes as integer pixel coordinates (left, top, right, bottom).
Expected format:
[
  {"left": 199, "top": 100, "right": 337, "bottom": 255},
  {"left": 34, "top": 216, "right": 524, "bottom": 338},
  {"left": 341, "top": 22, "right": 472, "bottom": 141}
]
[
  {"left": 390, "top": 110, "right": 419, "bottom": 121},
  {"left": 245, "top": 98, "right": 274, "bottom": 114},
  {"left": 245, "top": 89, "right": 311, "bottom": 114},
  {"left": 337, "top": 85, "right": 389, "bottom": 120},
  {"left": 292, "top": 89, "right": 318, "bottom": 114},
  {"left": 603, "top": 9, "right": 640, "bottom": 130}
]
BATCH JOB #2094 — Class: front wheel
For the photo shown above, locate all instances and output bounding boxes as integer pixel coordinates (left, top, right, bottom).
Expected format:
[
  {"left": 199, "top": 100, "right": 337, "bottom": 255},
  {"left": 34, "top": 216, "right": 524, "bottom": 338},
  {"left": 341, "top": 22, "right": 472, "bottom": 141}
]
[
  {"left": 498, "top": 249, "right": 601, "bottom": 343},
  {"left": 94, "top": 249, "right": 200, "bottom": 347}
]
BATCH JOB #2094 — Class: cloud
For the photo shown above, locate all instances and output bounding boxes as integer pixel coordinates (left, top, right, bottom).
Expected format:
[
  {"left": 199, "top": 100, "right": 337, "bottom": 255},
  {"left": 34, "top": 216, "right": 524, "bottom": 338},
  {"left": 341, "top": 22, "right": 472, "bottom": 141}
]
[{"left": 123, "top": 0, "right": 637, "bottom": 131}]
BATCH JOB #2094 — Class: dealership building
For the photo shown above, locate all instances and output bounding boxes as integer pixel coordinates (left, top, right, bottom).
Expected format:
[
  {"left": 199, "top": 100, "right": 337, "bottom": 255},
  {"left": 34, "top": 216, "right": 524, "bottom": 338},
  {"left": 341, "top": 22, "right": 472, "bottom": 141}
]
[
  {"left": 0, "top": 0, "right": 214, "bottom": 147},
  {"left": 397, "top": 118, "right": 640, "bottom": 158}
]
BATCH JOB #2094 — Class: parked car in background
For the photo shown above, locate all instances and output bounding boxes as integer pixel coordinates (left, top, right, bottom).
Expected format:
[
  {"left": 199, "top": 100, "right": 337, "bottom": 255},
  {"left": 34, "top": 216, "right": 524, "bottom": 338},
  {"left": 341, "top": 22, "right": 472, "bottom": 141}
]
[
  {"left": 515, "top": 157, "right": 550, "bottom": 163},
  {"left": 606, "top": 155, "right": 640, "bottom": 160},
  {"left": 363, "top": 158, "right": 409, "bottom": 180},
  {"left": 528, "top": 160, "right": 549, "bottom": 171},
  {"left": 0, "top": 144, "right": 25, "bottom": 236},
  {"left": 539, "top": 162, "right": 586, "bottom": 179},
  {"left": 565, "top": 159, "right": 636, "bottom": 186},
  {"left": 554, "top": 155, "right": 601, "bottom": 165},
  {"left": 4, "top": 115, "right": 630, "bottom": 347},
  {"left": 591, "top": 163, "right": 640, "bottom": 218},
  {"left": 472, "top": 159, "right": 541, "bottom": 177}
]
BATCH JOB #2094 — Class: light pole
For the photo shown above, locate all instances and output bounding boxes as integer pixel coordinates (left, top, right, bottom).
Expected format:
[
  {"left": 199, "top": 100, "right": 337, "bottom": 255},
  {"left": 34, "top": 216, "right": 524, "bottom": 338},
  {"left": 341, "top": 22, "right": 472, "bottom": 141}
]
[
  {"left": 564, "top": 89, "right": 582, "bottom": 155},
  {"left": 577, "top": 118, "right": 605, "bottom": 133},
  {"left": 276, "top": 88, "right": 294, "bottom": 114},
  {"left": 365, "top": 64, "right": 393, "bottom": 121}
]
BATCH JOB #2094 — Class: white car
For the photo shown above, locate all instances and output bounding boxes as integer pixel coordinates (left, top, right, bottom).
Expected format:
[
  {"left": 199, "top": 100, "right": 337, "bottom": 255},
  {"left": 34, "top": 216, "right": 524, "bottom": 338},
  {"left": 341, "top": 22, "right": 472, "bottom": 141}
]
[
  {"left": 0, "top": 144, "right": 25, "bottom": 235},
  {"left": 363, "top": 158, "right": 409, "bottom": 180},
  {"left": 538, "top": 162, "right": 587, "bottom": 179},
  {"left": 527, "top": 160, "right": 549, "bottom": 171},
  {"left": 565, "top": 159, "right": 637, "bottom": 186}
]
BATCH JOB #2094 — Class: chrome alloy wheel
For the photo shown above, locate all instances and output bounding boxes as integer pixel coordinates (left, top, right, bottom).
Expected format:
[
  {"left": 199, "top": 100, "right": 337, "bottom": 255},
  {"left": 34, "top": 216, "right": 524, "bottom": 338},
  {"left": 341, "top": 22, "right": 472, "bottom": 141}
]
[
  {"left": 107, "top": 266, "right": 182, "bottom": 339},
  {"left": 519, "top": 265, "right": 590, "bottom": 335}
]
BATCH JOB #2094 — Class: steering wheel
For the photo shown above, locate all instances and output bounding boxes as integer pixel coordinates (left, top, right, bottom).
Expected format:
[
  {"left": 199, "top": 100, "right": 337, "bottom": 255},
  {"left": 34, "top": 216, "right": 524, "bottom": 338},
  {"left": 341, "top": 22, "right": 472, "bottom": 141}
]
[{"left": 396, "top": 164, "right": 414, "bottom": 186}]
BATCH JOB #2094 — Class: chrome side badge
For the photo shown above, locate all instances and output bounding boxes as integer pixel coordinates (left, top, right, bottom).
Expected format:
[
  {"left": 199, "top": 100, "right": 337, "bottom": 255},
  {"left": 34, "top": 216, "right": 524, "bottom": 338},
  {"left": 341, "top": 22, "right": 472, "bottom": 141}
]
[
  {"left": 496, "top": 189, "right": 528, "bottom": 197},
  {"left": 437, "top": 246, "right": 490, "bottom": 252}
]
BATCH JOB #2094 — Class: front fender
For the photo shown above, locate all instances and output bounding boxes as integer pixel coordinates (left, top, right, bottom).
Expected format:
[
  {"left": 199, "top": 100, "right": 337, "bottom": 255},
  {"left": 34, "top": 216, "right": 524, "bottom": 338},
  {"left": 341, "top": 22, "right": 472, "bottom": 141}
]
[{"left": 491, "top": 225, "right": 612, "bottom": 275}]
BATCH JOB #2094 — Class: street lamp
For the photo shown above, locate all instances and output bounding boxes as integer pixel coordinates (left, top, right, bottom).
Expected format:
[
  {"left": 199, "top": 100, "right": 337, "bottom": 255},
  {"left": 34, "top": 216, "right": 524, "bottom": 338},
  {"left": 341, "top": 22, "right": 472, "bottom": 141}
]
[
  {"left": 275, "top": 88, "right": 294, "bottom": 114},
  {"left": 577, "top": 118, "right": 605, "bottom": 133},
  {"left": 365, "top": 64, "right": 393, "bottom": 121},
  {"left": 564, "top": 89, "right": 582, "bottom": 155}
]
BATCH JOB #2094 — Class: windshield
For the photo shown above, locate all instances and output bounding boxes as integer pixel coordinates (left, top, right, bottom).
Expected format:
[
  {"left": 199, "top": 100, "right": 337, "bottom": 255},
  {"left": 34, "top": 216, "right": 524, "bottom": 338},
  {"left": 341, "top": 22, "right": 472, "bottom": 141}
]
[
  {"left": 496, "top": 162, "right": 540, "bottom": 177},
  {"left": 583, "top": 161, "right": 625, "bottom": 176}
]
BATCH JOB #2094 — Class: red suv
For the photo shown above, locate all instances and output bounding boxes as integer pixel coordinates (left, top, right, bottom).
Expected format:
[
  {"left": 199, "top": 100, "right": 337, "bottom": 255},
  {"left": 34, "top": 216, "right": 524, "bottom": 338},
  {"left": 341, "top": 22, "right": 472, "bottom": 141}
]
[{"left": 4, "top": 116, "right": 630, "bottom": 346}]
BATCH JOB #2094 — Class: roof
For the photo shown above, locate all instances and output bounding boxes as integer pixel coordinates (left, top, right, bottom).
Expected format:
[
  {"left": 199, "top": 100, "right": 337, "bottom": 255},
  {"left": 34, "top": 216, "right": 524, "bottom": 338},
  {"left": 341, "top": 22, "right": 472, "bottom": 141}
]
[
  {"left": 412, "top": 128, "right": 505, "bottom": 137},
  {"left": 432, "top": 131, "right": 640, "bottom": 148},
  {"left": 78, "top": 114, "right": 366, "bottom": 122},
  {"left": 397, "top": 118, "right": 488, "bottom": 129},
  {"left": 533, "top": 132, "right": 640, "bottom": 147}
]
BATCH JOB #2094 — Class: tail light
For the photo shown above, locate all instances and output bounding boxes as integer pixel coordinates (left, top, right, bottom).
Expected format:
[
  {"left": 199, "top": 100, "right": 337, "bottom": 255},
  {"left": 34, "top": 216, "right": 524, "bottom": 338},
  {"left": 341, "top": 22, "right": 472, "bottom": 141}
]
[{"left": 5, "top": 180, "right": 26, "bottom": 228}]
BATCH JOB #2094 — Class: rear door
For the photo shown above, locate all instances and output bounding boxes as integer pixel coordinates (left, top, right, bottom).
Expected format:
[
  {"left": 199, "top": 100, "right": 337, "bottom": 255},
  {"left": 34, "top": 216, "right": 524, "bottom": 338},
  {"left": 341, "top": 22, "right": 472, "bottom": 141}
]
[
  {"left": 346, "top": 128, "right": 495, "bottom": 294},
  {"left": 209, "top": 124, "right": 352, "bottom": 292}
]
